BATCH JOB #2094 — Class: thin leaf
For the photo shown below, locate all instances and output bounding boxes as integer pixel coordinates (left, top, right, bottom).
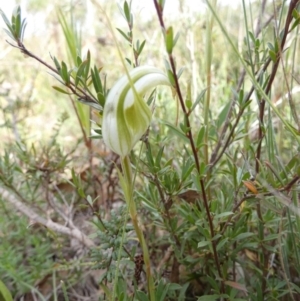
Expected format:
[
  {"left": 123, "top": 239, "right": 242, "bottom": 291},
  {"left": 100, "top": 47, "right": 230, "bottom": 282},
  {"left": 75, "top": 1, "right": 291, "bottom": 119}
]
[
  {"left": 123, "top": 1, "right": 131, "bottom": 24},
  {"left": 3, "top": 28, "right": 15, "bottom": 40},
  {"left": 163, "top": 121, "right": 189, "bottom": 142},
  {"left": 0, "top": 9, "right": 12, "bottom": 28},
  {"left": 166, "top": 26, "right": 174, "bottom": 54},
  {"left": 190, "top": 88, "right": 207, "bottom": 113},
  {"left": 60, "top": 61, "right": 70, "bottom": 84},
  {"left": 52, "top": 86, "right": 72, "bottom": 95},
  {"left": 177, "top": 67, "right": 185, "bottom": 79},
  {"left": 137, "top": 40, "right": 146, "bottom": 55},
  {"left": 97, "top": 92, "right": 105, "bottom": 107},
  {"left": 20, "top": 19, "right": 27, "bottom": 41},
  {"left": 75, "top": 59, "right": 88, "bottom": 87},
  {"left": 84, "top": 50, "right": 91, "bottom": 81},
  {"left": 77, "top": 98, "right": 102, "bottom": 111},
  {"left": 0, "top": 280, "right": 13, "bottom": 301},
  {"left": 116, "top": 28, "right": 131, "bottom": 42},
  {"left": 53, "top": 56, "right": 61, "bottom": 71}
]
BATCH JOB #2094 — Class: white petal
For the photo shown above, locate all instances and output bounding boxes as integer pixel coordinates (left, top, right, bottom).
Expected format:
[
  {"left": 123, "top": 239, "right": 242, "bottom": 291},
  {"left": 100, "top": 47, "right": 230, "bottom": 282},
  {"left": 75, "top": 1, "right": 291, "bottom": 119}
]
[{"left": 102, "top": 66, "right": 171, "bottom": 157}]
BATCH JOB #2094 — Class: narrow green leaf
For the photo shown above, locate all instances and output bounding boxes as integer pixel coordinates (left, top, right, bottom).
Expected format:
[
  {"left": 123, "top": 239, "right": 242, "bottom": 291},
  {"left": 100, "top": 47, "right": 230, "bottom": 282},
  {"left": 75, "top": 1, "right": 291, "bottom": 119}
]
[
  {"left": 155, "top": 146, "right": 164, "bottom": 168},
  {"left": 255, "top": 38, "right": 260, "bottom": 49},
  {"left": 196, "top": 126, "right": 206, "bottom": 149},
  {"left": 283, "top": 155, "right": 299, "bottom": 175},
  {"left": 61, "top": 61, "right": 70, "bottom": 84},
  {"left": 291, "top": 18, "right": 300, "bottom": 31},
  {"left": 167, "top": 69, "right": 175, "bottom": 86},
  {"left": 20, "top": 18, "right": 27, "bottom": 41},
  {"left": 77, "top": 187, "right": 85, "bottom": 198},
  {"left": 216, "top": 101, "right": 231, "bottom": 129},
  {"left": 198, "top": 241, "right": 210, "bottom": 248},
  {"left": 52, "top": 86, "right": 72, "bottom": 95},
  {"left": 267, "top": 42, "right": 274, "bottom": 51},
  {"left": 177, "top": 67, "right": 185, "bottom": 79},
  {"left": 181, "top": 162, "right": 195, "bottom": 182},
  {"left": 75, "top": 59, "right": 88, "bottom": 87},
  {"left": 14, "top": 6, "right": 21, "bottom": 39},
  {"left": 3, "top": 28, "right": 15, "bottom": 41},
  {"left": 60, "top": 281, "right": 70, "bottom": 301},
  {"left": 137, "top": 39, "right": 146, "bottom": 55},
  {"left": 190, "top": 89, "right": 206, "bottom": 113},
  {"left": 48, "top": 72, "right": 66, "bottom": 85},
  {"left": 217, "top": 238, "right": 229, "bottom": 251},
  {"left": 57, "top": 8, "right": 80, "bottom": 64},
  {"left": 91, "top": 66, "right": 103, "bottom": 93},
  {"left": 116, "top": 28, "right": 131, "bottom": 42},
  {"left": 269, "top": 50, "right": 277, "bottom": 62},
  {"left": 248, "top": 31, "right": 255, "bottom": 44},
  {"left": 214, "top": 212, "right": 233, "bottom": 219},
  {"left": 97, "top": 92, "right": 105, "bottom": 107},
  {"left": 166, "top": 26, "right": 174, "bottom": 54},
  {"left": 53, "top": 56, "right": 61, "bottom": 72},
  {"left": 77, "top": 98, "right": 102, "bottom": 111},
  {"left": 99, "top": 283, "right": 112, "bottom": 300},
  {"left": 77, "top": 55, "right": 82, "bottom": 66},
  {"left": 146, "top": 144, "right": 155, "bottom": 170},
  {"left": 84, "top": 50, "right": 91, "bottom": 81},
  {"left": 186, "top": 101, "right": 192, "bottom": 111},
  {"left": 0, "top": 9, "right": 12, "bottom": 28},
  {"left": 123, "top": 1, "right": 131, "bottom": 23},
  {"left": 125, "top": 58, "right": 132, "bottom": 65},
  {"left": 135, "top": 291, "right": 149, "bottom": 301},
  {"left": 199, "top": 162, "right": 206, "bottom": 177},
  {"left": 234, "top": 232, "right": 254, "bottom": 241},
  {"left": 292, "top": 8, "right": 299, "bottom": 19},
  {"left": 0, "top": 280, "right": 13, "bottom": 301},
  {"left": 237, "top": 88, "right": 244, "bottom": 105},
  {"left": 156, "top": 280, "right": 169, "bottom": 301},
  {"left": 86, "top": 195, "right": 93, "bottom": 206},
  {"left": 173, "top": 31, "right": 180, "bottom": 47},
  {"left": 163, "top": 121, "right": 189, "bottom": 142},
  {"left": 11, "top": 14, "right": 16, "bottom": 31},
  {"left": 185, "top": 82, "right": 193, "bottom": 110},
  {"left": 71, "top": 168, "right": 78, "bottom": 186}
]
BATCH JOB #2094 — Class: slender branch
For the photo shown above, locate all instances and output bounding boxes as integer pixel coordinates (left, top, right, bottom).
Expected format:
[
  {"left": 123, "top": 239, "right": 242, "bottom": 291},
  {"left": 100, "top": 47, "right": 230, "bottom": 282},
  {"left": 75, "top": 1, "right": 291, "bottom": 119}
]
[
  {"left": 6, "top": 39, "right": 99, "bottom": 107},
  {"left": 0, "top": 186, "right": 95, "bottom": 248},
  {"left": 153, "top": 0, "right": 225, "bottom": 294},
  {"left": 256, "top": 0, "right": 299, "bottom": 173}
]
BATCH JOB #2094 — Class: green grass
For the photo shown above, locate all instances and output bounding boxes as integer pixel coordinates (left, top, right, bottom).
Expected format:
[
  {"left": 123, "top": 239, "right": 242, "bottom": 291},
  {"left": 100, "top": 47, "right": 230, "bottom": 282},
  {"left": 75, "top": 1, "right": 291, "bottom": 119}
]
[{"left": 1, "top": 1, "right": 300, "bottom": 300}]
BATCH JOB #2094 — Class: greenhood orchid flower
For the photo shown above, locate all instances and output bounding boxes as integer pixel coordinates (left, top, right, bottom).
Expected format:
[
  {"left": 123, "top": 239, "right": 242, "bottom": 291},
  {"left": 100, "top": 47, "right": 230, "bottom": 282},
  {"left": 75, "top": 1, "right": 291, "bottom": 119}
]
[{"left": 102, "top": 66, "right": 171, "bottom": 157}]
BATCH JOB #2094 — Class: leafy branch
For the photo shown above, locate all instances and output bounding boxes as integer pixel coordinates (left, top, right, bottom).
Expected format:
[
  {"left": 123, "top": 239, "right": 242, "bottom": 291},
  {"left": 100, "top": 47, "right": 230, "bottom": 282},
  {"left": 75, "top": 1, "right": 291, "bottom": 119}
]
[{"left": 153, "top": 0, "right": 225, "bottom": 295}]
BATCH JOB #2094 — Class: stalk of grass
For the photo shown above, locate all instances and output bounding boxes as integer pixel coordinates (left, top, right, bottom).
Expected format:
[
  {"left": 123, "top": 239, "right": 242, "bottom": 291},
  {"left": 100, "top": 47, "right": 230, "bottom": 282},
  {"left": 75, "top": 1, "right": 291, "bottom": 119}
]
[
  {"left": 90, "top": 2, "right": 156, "bottom": 300},
  {"left": 52, "top": 269, "right": 57, "bottom": 301},
  {"left": 61, "top": 280, "right": 70, "bottom": 301},
  {"left": 203, "top": 0, "right": 216, "bottom": 200},
  {"left": 57, "top": 8, "right": 91, "bottom": 148},
  {"left": 119, "top": 156, "right": 155, "bottom": 300}
]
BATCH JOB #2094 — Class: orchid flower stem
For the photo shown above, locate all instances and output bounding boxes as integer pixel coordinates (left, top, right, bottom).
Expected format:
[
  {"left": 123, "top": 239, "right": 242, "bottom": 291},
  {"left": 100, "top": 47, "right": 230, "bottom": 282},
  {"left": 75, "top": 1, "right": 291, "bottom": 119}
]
[{"left": 120, "top": 156, "right": 155, "bottom": 301}]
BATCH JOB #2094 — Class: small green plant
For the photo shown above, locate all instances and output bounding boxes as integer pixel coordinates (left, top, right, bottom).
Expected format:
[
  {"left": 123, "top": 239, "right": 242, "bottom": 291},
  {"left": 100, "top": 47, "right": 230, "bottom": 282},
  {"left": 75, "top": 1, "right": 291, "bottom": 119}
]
[{"left": 1, "top": 1, "right": 300, "bottom": 301}]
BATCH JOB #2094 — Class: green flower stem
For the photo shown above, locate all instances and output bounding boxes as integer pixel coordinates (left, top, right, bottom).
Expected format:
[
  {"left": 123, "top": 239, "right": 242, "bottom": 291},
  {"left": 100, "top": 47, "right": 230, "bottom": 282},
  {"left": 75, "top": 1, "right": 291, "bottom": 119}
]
[{"left": 121, "top": 155, "right": 155, "bottom": 301}]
